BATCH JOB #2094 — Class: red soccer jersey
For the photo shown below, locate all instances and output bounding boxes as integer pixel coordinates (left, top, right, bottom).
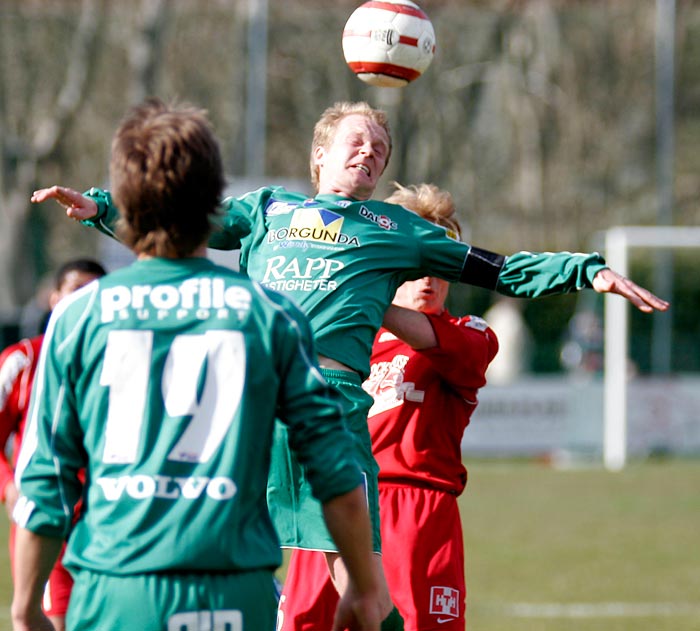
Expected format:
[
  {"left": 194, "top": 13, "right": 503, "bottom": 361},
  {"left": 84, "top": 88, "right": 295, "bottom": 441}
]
[
  {"left": 364, "top": 311, "right": 498, "bottom": 495},
  {"left": 1, "top": 334, "right": 81, "bottom": 617},
  {"left": 0, "top": 334, "right": 43, "bottom": 501}
]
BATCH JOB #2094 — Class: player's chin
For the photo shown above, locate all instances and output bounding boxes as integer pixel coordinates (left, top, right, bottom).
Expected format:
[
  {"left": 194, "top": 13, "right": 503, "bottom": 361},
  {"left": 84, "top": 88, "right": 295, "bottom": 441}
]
[
  {"left": 348, "top": 181, "right": 376, "bottom": 200},
  {"left": 350, "top": 167, "right": 377, "bottom": 186}
]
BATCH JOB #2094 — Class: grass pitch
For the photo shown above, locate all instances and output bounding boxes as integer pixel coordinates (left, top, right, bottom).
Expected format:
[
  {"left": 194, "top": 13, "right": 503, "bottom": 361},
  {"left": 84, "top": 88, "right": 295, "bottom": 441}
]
[
  {"left": 1, "top": 458, "right": 698, "bottom": 630},
  {"left": 460, "top": 458, "right": 700, "bottom": 631}
]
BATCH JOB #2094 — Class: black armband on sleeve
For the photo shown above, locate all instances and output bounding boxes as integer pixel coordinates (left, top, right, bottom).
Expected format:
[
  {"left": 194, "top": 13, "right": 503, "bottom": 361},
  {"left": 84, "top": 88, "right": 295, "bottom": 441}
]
[{"left": 460, "top": 246, "right": 506, "bottom": 290}]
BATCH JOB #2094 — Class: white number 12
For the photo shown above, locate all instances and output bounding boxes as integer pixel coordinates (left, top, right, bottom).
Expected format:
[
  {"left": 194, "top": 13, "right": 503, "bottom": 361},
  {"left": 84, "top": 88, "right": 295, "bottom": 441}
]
[{"left": 100, "top": 330, "right": 246, "bottom": 464}]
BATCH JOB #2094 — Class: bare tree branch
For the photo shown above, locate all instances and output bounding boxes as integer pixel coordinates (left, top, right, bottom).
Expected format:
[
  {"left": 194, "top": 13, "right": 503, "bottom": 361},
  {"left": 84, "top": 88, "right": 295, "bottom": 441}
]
[
  {"left": 0, "top": 0, "right": 108, "bottom": 313},
  {"left": 32, "top": 0, "right": 107, "bottom": 159},
  {"left": 129, "top": 0, "right": 170, "bottom": 104}
]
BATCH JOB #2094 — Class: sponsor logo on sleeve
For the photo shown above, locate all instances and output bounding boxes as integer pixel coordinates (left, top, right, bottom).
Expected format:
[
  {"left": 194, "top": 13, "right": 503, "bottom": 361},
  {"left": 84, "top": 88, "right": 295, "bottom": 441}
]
[
  {"left": 265, "top": 201, "right": 299, "bottom": 216},
  {"left": 464, "top": 316, "right": 489, "bottom": 331}
]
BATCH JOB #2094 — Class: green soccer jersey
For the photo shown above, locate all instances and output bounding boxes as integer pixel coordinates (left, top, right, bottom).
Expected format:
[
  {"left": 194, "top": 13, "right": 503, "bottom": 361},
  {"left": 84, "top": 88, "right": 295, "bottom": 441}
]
[
  {"left": 14, "top": 257, "right": 361, "bottom": 575},
  {"left": 83, "top": 187, "right": 607, "bottom": 378}
]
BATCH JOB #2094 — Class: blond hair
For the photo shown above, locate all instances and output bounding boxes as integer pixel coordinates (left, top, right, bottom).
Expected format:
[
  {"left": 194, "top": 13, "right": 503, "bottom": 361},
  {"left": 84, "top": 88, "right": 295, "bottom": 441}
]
[
  {"left": 309, "top": 101, "right": 392, "bottom": 191},
  {"left": 385, "top": 182, "right": 462, "bottom": 240}
]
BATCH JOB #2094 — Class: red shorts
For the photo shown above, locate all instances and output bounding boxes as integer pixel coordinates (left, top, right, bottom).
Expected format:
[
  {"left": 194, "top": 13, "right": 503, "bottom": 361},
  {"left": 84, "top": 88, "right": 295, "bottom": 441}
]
[
  {"left": 9, "top": 524, "right": 74, "bottom": 617},
  {"left": 277, "top": 548, "right": 337, "bottom": 631},
  {"left": 277, "top": 484, "right": 466, "bottom": 631},
  {"left": 379, "top": 483, "right": 465, "bottom": 630}
]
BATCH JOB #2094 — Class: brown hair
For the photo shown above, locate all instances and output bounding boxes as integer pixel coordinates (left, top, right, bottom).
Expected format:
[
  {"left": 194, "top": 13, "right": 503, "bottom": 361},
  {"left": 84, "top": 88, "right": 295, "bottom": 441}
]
[
  {"left": 385, "top": 182, "right": 462, "bottom": 240},
  {"left": 309, "top": 101, "right": 392, "bottom": 191},
  {"left": 110, "top": 98, "right": 224, "bottom": 258}
]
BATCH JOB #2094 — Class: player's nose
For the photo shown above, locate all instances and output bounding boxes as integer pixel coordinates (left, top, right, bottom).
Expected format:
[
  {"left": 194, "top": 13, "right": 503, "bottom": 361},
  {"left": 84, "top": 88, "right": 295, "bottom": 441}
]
[{"left": 359, "top": 141, "right": 374, "bottom": 156}]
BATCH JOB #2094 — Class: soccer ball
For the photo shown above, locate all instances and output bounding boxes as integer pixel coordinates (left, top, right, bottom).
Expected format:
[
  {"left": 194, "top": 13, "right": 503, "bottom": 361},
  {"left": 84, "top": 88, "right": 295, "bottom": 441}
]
[{"left": 342, "top": 1, "right": 436, "bottom": 88}]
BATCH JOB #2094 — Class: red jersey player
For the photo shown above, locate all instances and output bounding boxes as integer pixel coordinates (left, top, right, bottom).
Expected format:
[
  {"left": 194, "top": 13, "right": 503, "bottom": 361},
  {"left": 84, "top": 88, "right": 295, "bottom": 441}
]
[
  {"left": 278, "top": 184, "right": 498, "bottom": 631},
  {"left": 0, "top": 259, "right": 105, "bottom": 631}
]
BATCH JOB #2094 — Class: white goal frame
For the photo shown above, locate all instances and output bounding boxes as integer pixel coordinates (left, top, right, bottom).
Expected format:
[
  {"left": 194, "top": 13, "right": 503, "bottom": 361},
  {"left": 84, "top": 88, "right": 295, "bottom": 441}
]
[{"left": 603, "top": 226, "right": 700, "bottom": 470}]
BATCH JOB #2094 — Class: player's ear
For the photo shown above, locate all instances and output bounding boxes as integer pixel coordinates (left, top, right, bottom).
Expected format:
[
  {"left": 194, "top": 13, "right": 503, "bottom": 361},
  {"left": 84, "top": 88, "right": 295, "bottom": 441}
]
[{"left": 312, "top": 145, "right": 325, "bottom": 168}]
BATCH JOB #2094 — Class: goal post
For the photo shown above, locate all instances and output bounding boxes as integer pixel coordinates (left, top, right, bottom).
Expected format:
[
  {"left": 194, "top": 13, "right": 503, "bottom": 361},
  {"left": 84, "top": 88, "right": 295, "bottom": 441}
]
[{"left": 603, "top": 226, "right": 700, "bottom": 471}]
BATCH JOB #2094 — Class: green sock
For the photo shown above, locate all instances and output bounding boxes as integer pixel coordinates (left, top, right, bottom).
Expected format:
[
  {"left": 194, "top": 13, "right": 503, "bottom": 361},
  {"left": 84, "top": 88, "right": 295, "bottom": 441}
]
[{"left": 380, "top": 606, "right": 404, "bottom": 631}]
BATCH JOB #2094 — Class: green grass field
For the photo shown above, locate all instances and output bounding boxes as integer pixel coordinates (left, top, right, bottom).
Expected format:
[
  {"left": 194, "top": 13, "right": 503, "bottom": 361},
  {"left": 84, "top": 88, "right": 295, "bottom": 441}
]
[
  {"left": 1, "top": 458, "right": 699, "bottom": 630},
  {"left": 459, "top": 458, "right": 700, "bottom": 631}
]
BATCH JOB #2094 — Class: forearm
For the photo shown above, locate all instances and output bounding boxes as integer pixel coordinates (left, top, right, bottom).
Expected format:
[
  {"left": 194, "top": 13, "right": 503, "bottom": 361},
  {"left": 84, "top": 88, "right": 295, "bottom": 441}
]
[
  {"left": 81, "top": 187, "right": 120, "bottom": 240},
  {"left": 79, "top": 188, "right": 251, "bottom": 250},
  {"left": 490, "top": 250, "right": 667, "bottom": 312},
  {"left": 382, "top": 305, "right": 437, "bottom": 349},
  {"left": 11, "top": 527, "right": 63, "bottom": 628},
  {"left": 495, "top": 251, "right": 606, "bottom": 297}
]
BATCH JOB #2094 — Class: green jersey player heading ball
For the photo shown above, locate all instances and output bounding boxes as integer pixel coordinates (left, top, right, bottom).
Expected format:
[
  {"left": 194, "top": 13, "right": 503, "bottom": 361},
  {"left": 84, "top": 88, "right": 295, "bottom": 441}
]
[
  {"left": 14, "top": 99, "right": 384, "bottom": 631},
  {"left": 31, "top": 101, "right": 669, "bottom": 630}
]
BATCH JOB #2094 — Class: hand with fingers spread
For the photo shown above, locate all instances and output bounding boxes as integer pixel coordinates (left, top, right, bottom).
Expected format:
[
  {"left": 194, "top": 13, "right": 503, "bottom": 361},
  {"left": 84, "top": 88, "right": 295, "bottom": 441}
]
[
  {"left": 592, "top": 268, "right": 670, "bottom": 313},
  {"left": 31, "top": 186, "right": 98, "bottom": 221}
]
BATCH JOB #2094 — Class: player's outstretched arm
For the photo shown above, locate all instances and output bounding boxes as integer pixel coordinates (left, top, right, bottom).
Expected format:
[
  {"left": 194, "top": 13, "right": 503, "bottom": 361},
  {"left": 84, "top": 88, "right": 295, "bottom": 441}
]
[
  {"left": 592, "top": 268, "right": 670, "bottom": 313},
  {"left": 31, "top": 186, "right": 98, "bottom": 221}
]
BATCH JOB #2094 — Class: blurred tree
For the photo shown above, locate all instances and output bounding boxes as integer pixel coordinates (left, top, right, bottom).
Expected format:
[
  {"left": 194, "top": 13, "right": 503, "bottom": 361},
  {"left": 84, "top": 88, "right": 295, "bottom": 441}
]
[
  {"left": 1, "top": 0, "right": 698, "bottom": 370},
  {"left": 0, "top": 0, "right": 177, "bottom": 317},
  {"left": 0, "top": 0, "right": 107, "bottom": 314},
  {"left": 128, "top": 0, "right": 170, "bottom": 104}
]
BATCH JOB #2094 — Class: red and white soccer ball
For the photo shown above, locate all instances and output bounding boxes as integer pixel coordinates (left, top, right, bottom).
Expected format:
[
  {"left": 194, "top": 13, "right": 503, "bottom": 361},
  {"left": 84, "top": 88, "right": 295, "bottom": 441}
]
[{"left": 342, "top": 0, "right": 436, "bottom": 88}]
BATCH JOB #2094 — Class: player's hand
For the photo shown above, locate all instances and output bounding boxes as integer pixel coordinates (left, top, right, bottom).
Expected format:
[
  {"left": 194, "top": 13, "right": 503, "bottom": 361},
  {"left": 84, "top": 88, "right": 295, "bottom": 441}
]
[
  {"left": 331, "top": 585, "right": 383, "bottom": 631},
  {"left": 11, "top": 608, "right": 56, "bottom": 631},
  {"left": 592, "top": 268, "right": 670, "bottom": 313},
  {"left": 31, "top": 186, "right": 98, "bottom": 221}
]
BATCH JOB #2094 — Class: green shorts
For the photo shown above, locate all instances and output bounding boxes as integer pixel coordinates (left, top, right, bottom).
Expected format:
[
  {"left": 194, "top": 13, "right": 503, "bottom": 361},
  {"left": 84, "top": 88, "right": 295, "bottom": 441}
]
[
  {"left": 267, "top": 368, "right": 381, "bottom": 553},
  {"left": 65, "top": 568, "right": 277, "bottom": 631}
]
